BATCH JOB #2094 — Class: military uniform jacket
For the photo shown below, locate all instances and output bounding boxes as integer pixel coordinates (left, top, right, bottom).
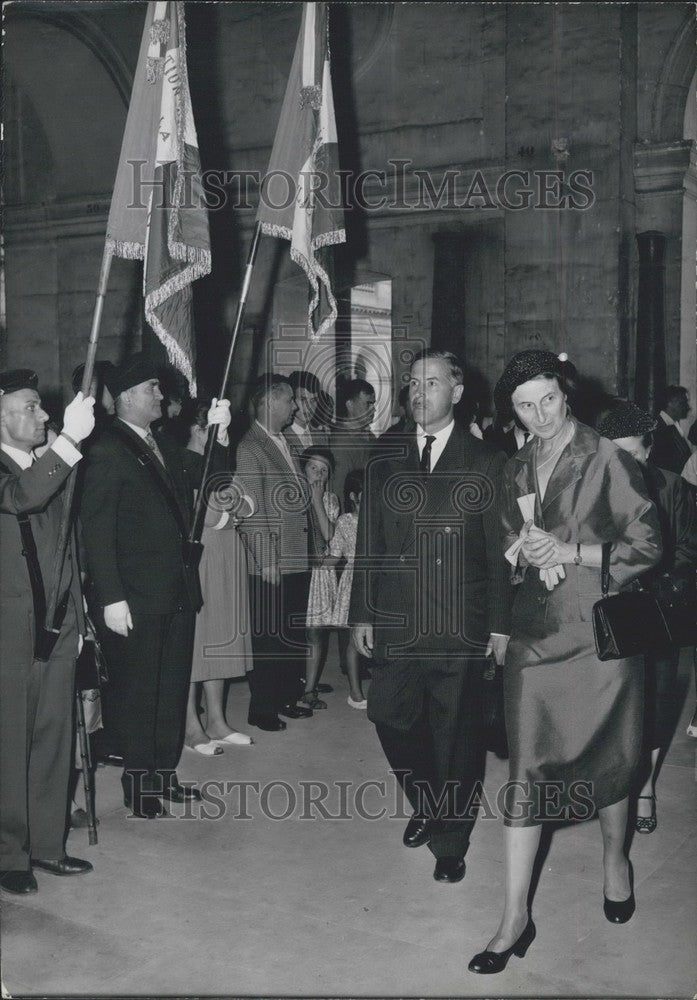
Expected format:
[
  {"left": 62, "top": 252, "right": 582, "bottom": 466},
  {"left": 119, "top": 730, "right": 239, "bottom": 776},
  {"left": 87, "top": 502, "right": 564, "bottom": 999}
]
[
  {"left": 349, "top": 421, "right": 512, "bottom": 658},
  {"left": 0, "top": 445, "right": 84, "bottom": 636}
]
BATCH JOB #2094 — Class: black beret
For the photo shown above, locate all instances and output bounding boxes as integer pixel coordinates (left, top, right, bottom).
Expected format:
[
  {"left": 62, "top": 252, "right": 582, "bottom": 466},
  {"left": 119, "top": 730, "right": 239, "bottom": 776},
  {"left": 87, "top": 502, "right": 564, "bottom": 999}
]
[
  {"left": 0, "top": 368, "right": 39, "bottom": 396},
  {"left": 107, "top": 353, "right": 159, "bottom": 398},
  {"left": 597, "top": 401, "right": 656, "bottom": 440},
  {"left": 494, "top": 350, "right": 565, "bottom": 415}
]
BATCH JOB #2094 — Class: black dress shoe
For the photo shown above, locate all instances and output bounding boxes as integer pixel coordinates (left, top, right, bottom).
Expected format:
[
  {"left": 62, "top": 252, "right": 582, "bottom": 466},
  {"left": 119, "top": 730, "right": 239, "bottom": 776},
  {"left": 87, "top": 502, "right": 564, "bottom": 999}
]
[
  {"left": 123, "top": 792, "right": 166, "bottom": 819},
  {"left": 279, "top": 703, "right": 313, "bottom": 719},
  {"left": 433, "top": 856, "right": 466, "bottom": 883},
  {"left": 603, "top": 862, "right": 635, "bottom": 923},
  {"left": 0, "top": 870, "right": 38, "bottom": 894},
  {"left": 32, "top": 856, "right": 93, "bottom": 876},
  {"left": 248, "top": 713, "right": 287, "bottom": 731},
  {"left": 403, "top": 815, "right": 431, "bottom": 848},
  {"left": 95, "top": 752, "right": 124, "bottom": 767},
  {"left": 161, "top": 782, "right": 202, "bottom": 803},
  {"left": 468, "top": 919, "right": 536, "bottom": 974}
]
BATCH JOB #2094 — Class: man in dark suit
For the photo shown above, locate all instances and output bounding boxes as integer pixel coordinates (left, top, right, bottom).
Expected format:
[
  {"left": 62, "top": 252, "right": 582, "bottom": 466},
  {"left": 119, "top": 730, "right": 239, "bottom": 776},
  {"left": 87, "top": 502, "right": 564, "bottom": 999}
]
[
  {"left": 284, "top": 370, "right": 329, "bottom": 462},
  {"left": 79, "top": 355, "right": 230, "bottom": 818},
  {"left": 0, "top": 369, "right": 95, "bottom": 894},
  {"left": 350, "top": 349, "right": 511, "bottom": 883},
  {"left": 330, "top": 378, "right": 377, "bottom": 510},
  {"left": 651, "top": 385, "right": 693, "bottom": 475},
  {"left": 235, "top": 374, "right": 313, "bottom": 731}
]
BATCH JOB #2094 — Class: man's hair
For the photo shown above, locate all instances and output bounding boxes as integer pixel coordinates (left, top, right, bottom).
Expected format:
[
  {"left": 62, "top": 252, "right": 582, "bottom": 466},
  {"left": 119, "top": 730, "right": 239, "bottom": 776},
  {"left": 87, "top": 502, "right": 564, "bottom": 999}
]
[
  {"left": 412, "top": 349, "right": 464, "bottom": 386},
  {"left": 289, "top": 370, "right": 320, "bottom": 396},
  {"left": 343, "top": 378, "right": 375, "bottom": 405},
  {"left": 249, "top": 373, "right": 292, "bottom": 414},
  {"left": 658, "top": 385, "right": 687, "bottom": 410}
]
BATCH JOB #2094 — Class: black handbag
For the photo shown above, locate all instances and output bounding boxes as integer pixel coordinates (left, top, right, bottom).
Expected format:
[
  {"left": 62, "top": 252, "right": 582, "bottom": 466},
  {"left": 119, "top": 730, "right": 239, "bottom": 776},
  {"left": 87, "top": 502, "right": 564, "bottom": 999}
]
[
  {"left": 592, "top": 544, "right": 673, "bottom": 661},
  {"left": 75, "top": 632, "right": 109, "bottom": 692},
  {"left": 481, "top": 658, "right": 509, "bottom": 758}
]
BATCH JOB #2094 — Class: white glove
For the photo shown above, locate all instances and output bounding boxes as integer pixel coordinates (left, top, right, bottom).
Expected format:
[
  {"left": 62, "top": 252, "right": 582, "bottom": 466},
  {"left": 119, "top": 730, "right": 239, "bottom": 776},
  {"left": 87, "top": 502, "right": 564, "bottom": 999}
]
[
  {"left": 104, "top": 600, "right": 133, "bottom": 637},
  {"left": 207, "top": 397, "right": 231, "bottom": 444},
  {"left": 62, "top": 391, "right": 96, "bottom": 443}
]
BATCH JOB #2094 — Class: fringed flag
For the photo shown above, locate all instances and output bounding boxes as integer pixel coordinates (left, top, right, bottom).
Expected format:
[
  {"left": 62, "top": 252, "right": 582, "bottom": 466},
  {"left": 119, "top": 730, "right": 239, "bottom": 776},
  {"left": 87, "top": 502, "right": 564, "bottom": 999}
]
[
  {"left": 256, "top": 2, "right": 345, "bottom": 340},
  {"left": 106, "top": 1, "right": 210, "bottom": 394}
]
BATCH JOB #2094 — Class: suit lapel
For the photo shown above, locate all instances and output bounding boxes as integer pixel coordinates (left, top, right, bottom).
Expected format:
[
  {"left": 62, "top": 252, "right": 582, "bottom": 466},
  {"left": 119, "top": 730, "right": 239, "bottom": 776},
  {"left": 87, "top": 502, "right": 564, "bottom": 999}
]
[
  {"left": 541, "top": 420, "right": 596, "bottom": 513},
  {"left": 115, "top": 420, "right": 187, "bottom": 520}
]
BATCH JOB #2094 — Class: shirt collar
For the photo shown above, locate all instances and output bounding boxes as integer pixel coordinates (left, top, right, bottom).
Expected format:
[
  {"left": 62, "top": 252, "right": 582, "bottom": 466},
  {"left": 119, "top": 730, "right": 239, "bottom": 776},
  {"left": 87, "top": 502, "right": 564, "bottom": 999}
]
[
  {"left": 0, "top": 441, "right": 34, "bottom": 469},
  {"left": 119, "top": 417, "right": 149, "bottom": 441},
  {"left": 415, "top": 419, "right": 455, "bottom": 443}
]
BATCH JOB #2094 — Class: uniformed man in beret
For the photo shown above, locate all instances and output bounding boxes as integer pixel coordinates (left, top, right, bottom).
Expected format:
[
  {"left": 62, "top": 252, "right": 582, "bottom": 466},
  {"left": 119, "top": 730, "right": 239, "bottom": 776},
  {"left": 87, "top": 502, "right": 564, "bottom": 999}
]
[
  {"left": 0, "top": 368, "right": 96, "bottom": 894},
  {"left": 79, "top": 353, "right": 231, "bottom": 818}
]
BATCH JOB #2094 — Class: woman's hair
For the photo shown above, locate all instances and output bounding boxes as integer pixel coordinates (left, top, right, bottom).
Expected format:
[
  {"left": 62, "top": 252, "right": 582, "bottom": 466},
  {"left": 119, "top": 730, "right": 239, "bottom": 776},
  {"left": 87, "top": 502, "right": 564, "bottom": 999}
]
[
  {"left": 299, "top": 445, "right": 335, "bottom": 474},
  {"left": 182, "top": 398, "right": 211, "bottom": 431},
  {"left": 344, "top": 468, "right": 364, "bottom": 511}
]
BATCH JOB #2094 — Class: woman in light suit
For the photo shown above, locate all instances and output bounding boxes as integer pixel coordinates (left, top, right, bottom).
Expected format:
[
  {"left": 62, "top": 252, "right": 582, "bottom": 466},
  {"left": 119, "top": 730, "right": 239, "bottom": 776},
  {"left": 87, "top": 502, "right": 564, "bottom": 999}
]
[{"left": 469, "top": 351, "right": 662, "bottom": 975}]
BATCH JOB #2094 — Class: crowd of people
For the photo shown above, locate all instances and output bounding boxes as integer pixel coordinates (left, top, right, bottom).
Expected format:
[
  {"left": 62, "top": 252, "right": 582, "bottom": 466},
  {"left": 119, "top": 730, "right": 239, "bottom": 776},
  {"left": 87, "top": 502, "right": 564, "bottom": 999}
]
[{"left": 1, "top": 346, "right": 695, "bottom": 976}]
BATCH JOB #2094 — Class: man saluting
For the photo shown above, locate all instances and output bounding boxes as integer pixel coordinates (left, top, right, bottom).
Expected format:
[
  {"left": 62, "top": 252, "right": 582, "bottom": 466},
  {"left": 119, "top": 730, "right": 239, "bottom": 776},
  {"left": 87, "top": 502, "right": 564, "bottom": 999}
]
[{"left": 0, "top": 369, "right": 95, "bottom": 894}]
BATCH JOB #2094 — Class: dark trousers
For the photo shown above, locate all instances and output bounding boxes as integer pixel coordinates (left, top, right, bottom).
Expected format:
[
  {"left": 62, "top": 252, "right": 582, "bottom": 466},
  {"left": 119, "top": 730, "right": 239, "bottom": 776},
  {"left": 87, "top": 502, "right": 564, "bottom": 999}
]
[
  {"left": 372, "top": 653, "right": 484, "bottom": 858},
  {"left": 247, "top": 571, "right": 310, "bottom": 717},
  {"left": 0, "top": 599, "right": 77, "bottom": 870},
  {"left": 99, "top": 610, "right": 194, "bottom": 794}
]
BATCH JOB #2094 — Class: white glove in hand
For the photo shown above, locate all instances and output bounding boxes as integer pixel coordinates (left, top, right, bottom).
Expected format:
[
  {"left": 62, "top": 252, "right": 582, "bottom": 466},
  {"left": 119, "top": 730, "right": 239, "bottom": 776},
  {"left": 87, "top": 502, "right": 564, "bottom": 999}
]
[
  {"left": 207, "top": 398, "right": 231, "bottom": 443},
  {"left": 104, "top": 600, "right": 133, "bottom": 637},
  {"left": 62, "top": 391, "right": 96, "bottom": 443}
]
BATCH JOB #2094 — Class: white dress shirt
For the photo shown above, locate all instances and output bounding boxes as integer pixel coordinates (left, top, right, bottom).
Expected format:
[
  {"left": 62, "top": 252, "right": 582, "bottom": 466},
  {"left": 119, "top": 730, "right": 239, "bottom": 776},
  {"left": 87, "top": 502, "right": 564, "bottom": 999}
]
[
  {"left": 1, "top": 435, "right": 81, "bottom": 470},
  {"left": 415, "top": 420, "right": 454, "bottom": 471}
]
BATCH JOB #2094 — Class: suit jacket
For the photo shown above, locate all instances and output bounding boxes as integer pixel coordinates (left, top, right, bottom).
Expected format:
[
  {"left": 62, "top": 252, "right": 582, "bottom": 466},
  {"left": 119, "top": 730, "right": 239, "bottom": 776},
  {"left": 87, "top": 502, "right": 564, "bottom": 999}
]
[
  {"left": 329, "top": 423, "right": 377, "bottom": 511},
  {"left": 79, "top": 419, "right": 227, "bottom": 615},
  {"left": 284, "top": 426, "right": 329, "bottom": 464},
  {"left": 348, "top": 422, "right": 512, "bottom": 657},
  {"left": 234, "top": 422, "right": 310, "bottom": 575},
  {"left": 502, "top": 419, "right": 662, "bottom": 637},
  {"left": 0, "top": 445, "right": 84, "bottom": 639},
  {"left": 483, "top": 425, "right": 520, "bottom": 458},
  {"left": 640, "top": 464, "right": 697, "bottom": 589},
  {"left": 650, "top": 416, "right": 692, "bottom": 475}
]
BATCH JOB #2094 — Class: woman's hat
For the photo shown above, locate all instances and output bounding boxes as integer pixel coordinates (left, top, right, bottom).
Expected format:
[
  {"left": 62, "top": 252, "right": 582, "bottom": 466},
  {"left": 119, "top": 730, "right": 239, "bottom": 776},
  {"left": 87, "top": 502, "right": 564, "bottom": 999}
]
[
  {"left": 597, "top": 400, "right": 656, "bottom": 440},
  {"left": 494, "top": 350, "right": 565, "bottom": 415}
]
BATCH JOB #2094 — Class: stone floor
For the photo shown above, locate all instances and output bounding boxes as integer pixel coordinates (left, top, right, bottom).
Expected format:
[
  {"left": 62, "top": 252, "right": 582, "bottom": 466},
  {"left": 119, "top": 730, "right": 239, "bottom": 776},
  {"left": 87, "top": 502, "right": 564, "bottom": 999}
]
[{"left": 1, "top": 639, "right": 696, "bottom": 998}]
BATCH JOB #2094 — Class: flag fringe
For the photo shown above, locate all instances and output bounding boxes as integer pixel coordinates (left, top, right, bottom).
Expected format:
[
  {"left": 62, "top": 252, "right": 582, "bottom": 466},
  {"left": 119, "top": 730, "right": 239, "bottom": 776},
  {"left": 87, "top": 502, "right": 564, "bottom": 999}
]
[
  {"left": 105, "top": 238, "right": 144, "bottom": 260},
  {"left": 150, "top": 17, "right": 170, "bottom": 45},
  {"left": 146, "top": 56, "right": 165, "bottom": 84}
]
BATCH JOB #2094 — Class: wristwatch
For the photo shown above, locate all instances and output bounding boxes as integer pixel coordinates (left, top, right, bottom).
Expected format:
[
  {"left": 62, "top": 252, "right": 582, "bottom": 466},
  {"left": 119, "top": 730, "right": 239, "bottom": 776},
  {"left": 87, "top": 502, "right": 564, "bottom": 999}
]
[{"left": 573, "top": 543, "right": 583, "bottom": 566}]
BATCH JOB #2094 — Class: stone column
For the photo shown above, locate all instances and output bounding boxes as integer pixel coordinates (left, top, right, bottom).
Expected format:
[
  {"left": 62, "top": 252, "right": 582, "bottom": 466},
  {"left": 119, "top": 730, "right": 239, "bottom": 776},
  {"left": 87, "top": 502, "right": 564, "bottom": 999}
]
[{"left": 635, "top": 231, "right": 667, "bottom": 415}]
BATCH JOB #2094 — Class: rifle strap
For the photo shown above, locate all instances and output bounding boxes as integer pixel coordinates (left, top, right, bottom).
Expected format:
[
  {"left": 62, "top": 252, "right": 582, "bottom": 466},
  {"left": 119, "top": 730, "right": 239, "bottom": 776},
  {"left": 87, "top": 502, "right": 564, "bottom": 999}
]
[{"left": 0, "top": 457, "right": 70, "bottom": 646}]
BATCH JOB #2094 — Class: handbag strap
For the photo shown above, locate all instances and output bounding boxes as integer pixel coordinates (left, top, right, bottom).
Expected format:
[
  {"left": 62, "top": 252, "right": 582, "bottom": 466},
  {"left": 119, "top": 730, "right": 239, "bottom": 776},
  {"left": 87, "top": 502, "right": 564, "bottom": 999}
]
[{"left": 601, "top": 541, "right": 612, "bottom": 597}]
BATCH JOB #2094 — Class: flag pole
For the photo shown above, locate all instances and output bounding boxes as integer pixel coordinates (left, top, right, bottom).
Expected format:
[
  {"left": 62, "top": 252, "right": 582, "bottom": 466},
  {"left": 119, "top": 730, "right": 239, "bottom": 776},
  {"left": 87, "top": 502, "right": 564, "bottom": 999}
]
[
  {"left": 37, "top": 246, "right": 114, "bottom": 661},
  {"left": 189, "top": 221, "right": 262, "bottom": 544}
]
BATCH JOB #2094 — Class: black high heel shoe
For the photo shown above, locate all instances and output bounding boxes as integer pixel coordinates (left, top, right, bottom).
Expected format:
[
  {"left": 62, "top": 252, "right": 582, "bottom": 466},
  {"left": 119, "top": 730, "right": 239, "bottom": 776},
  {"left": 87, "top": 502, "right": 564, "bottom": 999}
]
[
  {"left": 468, "top": 918, "right": 536, "bottom": 974},
  {"left": 603, "top": 861, "right": 635, "bottom": 923}
]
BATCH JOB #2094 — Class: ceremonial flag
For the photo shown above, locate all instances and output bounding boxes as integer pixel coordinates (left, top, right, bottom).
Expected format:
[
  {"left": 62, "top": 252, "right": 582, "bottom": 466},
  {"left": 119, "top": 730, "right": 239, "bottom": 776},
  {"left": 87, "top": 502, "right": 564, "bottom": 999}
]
[
  {"left": 106, "top": 1, "right": 210, "bottom": 393},
  {"left": 256, "top": 2, "right": 345, "bottom": 340}
]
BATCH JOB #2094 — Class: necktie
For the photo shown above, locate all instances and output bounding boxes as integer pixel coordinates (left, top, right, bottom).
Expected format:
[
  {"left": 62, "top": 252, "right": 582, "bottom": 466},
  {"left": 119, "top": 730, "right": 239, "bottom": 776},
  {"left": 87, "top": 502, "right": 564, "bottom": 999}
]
[
  {"left": 145, "top": 430, "right": 166, "bottom": 468},
  {"left": 420, "top": 435, "right": 436, "bottom": 473}
]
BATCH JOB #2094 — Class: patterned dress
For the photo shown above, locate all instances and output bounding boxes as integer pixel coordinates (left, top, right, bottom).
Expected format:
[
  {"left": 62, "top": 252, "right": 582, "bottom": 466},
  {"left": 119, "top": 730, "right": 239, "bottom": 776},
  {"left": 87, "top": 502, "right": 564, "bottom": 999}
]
[
  {"left": 329, "top": 512, "right": 359, "bottom": 626},
  {"left": 306, "top": 492, "right": 340, "bottom": 627}
]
